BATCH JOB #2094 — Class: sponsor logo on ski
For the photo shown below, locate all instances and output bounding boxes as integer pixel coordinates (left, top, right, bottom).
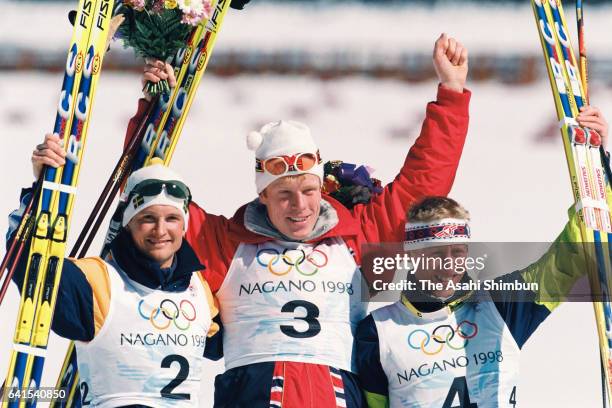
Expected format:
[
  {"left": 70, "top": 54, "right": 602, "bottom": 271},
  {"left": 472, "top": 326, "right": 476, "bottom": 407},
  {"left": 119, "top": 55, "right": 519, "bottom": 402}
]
[
  {"left": 92, "top": 54, "right": 101, "bottom": 75},
  {"left": 185, "top": 76, "right": 194, "bottom": 91},
  {"left": 595, "top": 168, "right": 606, "bottom": 197},
  {"left": 580, "top": 166, "right": 592, "bottom": 196},
  {"left": 96, "top": 0, "right": 111, "bottom": 31},
  {"left": 75, "top": 52, "right": 84, "bottom": 74},
  {"left": 79, "top": 0, "right": 94, "bottom": 28},
  {"left": 182, "top": 48, "right": 193, "bottom": 66},
  {"left": 209, "top": 0, "right": 228, "bottom": 31},
  {"left": 190, "top": 45, "right": 203, "bottom": 73},
  {"left": 196, "top": 51, "right": 208, "bottom": 71}
]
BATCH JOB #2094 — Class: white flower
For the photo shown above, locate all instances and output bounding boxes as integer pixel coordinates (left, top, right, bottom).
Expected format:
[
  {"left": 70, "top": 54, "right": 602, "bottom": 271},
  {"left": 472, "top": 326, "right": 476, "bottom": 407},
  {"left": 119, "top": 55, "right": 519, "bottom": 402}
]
[{"left": 177, "top": 0, "right": 205, "bottom": 14}]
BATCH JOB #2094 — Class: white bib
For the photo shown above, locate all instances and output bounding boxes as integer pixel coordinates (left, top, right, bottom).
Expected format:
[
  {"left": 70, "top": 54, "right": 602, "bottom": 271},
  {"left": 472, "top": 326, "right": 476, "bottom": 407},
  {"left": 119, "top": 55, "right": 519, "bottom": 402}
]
[
  {"left": 75, "top": 261, "right": 211, "bottom": 408},
  {"left": 372, "top": 294, "right": 520, "bottom": 408},
  {"left": 216, "top": 238, "right": 367, "bottom": 372}
]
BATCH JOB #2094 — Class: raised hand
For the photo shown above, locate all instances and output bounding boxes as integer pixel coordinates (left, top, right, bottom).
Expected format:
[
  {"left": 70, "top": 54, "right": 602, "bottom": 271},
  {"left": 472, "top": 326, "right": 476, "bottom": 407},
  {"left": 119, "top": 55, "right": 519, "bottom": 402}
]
[
  {"left": 433, "top": 33, "right": 468, "bottom": 93},
  {"left": 31, "top": 133, "right": 66, "bottom": 179},
  {"left": 142, "top": 58, "right": 177, "bottom": 101},
  {"left": 577, "top": 106, "right": 609, "bottom": 150}
]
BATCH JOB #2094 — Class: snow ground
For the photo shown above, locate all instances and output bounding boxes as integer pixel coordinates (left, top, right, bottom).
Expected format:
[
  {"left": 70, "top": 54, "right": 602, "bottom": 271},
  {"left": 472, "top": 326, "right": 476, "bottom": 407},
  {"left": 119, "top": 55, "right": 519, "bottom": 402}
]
[{"left": 1, "top": 71, "right": 611, "bottom": 407}]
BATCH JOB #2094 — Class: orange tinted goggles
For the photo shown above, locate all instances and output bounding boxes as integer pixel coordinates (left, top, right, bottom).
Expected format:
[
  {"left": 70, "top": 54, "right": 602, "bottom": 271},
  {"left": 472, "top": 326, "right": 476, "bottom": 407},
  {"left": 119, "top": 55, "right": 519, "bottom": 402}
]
[{"left": 256, "top": 151, "right": 322, "bottom": 176}]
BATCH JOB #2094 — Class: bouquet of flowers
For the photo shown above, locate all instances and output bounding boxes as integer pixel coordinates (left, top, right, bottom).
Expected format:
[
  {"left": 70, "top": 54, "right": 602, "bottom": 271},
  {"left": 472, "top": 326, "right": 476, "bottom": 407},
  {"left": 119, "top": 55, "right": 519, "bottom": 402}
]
[
  {"left": 323, "top": 160, "right": 383, "bottom": 209},
  {"left": 117, "top": 0, "right": 212, "bottom": 96}
]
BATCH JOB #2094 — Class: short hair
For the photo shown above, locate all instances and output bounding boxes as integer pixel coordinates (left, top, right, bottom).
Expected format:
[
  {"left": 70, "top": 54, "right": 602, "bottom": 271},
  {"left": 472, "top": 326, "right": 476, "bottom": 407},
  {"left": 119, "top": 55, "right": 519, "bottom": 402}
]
[
  {"left": 259, "top": 173, "right": 322, "bottom": 197},
  {"left": 407, "top": 196, "right": 470, "bottom": 222}
]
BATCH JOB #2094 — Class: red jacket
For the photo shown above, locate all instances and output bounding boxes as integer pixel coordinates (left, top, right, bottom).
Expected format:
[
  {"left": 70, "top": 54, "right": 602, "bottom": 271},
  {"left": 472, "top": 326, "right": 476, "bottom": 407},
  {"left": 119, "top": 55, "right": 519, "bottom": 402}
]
[
  {"left": 126, "top": 86, "right": 470, "bottom": 407},
  {"left": 125, "top": 86, "right": 471, "bottom": 293}
]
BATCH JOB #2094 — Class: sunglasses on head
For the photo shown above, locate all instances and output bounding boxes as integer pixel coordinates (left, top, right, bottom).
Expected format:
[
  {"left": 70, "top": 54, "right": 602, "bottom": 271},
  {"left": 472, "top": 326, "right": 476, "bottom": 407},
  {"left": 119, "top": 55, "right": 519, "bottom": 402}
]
[
  {"left": 256, "top": 151, "right": 322, "bottom": 176},
  {"left": 130, "top": 179, "right": 192, "bottom": 202}
]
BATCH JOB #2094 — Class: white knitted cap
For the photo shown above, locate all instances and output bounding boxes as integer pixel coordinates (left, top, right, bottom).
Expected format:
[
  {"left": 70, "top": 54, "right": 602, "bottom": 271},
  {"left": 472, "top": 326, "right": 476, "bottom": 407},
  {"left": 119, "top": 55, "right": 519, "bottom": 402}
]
[
  {"left": 121, "top": 162, "right": 190, "bottom": 230},
  {"left": 247, "top": 120, "right": 324, "bottom": 193}
]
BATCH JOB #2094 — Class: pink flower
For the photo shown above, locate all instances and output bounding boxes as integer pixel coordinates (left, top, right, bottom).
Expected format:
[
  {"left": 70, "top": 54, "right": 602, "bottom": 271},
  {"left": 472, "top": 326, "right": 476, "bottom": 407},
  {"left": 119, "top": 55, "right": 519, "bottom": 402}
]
[
  {"left": 202, "top": 1, "right": 213, "bottom": 19},
  {"left": 181, "top": 9, "right": 204, "bottom": 26},
  {"left": 177, "top": 0, "right": 212, "bottom": 25},
  {"left": 151, "top": 0, "right": 165, "bottom": 13}
]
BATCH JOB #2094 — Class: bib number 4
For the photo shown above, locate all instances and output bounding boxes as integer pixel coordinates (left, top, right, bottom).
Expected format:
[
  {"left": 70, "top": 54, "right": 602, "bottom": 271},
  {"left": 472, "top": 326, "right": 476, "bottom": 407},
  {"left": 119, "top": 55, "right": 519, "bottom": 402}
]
[
  {"left": 280, "top": 300, "right": 321, "bottom": 338},
  {"left": 443, "top": 376, "right": 477, "bottom": 408}
]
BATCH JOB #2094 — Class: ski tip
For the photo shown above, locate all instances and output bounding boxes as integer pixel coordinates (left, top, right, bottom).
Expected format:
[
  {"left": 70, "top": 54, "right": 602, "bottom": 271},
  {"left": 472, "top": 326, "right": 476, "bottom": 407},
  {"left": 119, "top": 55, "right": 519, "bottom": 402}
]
[{"left": 68, "top": 10, "right": 76, "bottom": 27}]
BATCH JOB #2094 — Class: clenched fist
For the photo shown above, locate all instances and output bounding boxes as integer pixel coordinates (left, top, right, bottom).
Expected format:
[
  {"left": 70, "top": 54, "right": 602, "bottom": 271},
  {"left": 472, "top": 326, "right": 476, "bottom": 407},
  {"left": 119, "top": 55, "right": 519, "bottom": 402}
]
[
  {"left": 433, "top": 33, "right": 468, "bottom": 93},
  {"left": 577, "top": 105, "right": 609, "bottom": 150},
  {"left": 142, "top": 58, "right": 177, "bottom": 101}
]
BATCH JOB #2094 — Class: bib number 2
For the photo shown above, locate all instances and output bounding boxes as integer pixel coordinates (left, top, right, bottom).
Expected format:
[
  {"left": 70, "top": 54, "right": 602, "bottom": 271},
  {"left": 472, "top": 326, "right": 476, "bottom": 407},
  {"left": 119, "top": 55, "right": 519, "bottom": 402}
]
[
  {"left": 280, "top": 300, "right": 321, "bottom": 338},
  {"left": 79, "top": 356, "right": 191, "bottom": 403},
  {"left": 80, "top": 382, "right": 91, "bottom": 406},
  {"left": 161, "top": 354, "right": 190, "bottom": 400}
]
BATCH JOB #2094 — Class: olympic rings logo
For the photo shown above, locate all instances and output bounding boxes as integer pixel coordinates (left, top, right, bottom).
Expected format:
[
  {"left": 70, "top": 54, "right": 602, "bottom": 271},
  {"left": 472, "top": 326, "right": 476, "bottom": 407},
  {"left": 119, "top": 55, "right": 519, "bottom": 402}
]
[
  {"left": 407, "top": 321, "right": 478, "bottom": 355},
  {"left": 256, "top": 248, "right": 329, "bottom": 276},
  {"left": 137, "top": 299, "right": 197, "bottom": 331}
]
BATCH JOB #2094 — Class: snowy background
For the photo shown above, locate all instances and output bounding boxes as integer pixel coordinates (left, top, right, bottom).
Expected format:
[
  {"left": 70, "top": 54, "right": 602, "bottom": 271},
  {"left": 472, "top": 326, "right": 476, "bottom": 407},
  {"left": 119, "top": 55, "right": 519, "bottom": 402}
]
[{"left": 2, "top": 1, "right": 612, "bottom": 407}]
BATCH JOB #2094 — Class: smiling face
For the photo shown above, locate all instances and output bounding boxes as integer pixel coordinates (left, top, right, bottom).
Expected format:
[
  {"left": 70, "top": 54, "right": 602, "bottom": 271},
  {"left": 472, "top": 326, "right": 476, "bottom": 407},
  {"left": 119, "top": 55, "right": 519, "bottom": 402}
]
[
  {"left": 259, "top": 174, "right": 322, "bottom": 241},
  {"left": 412, "top": 243, "right": 469, "bottom": 299},
  {"left": 126, "top": 204, "right": 185, "bottom": 268}
]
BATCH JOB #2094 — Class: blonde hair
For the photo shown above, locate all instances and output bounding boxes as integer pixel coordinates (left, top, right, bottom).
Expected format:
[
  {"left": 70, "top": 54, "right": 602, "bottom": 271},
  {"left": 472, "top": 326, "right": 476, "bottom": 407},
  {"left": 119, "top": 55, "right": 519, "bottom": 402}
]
[
  {"left": 259, "top": 174, "right": 322, "bottom": 197},
  {"left": 407, "top": 196, "right": 470, "bottom": 222}
]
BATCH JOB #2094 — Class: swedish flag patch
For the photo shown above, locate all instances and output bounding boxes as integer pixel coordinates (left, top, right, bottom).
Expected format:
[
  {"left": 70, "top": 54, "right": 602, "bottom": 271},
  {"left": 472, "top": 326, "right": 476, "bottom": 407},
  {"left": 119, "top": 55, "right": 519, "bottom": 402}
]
[{"left": 132, "top": 195, "right": 144, "bottom": 209}]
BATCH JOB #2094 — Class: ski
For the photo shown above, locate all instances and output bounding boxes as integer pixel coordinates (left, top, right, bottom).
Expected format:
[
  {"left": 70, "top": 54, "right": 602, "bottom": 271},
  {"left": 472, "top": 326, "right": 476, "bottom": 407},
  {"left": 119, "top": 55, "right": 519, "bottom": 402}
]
[
  {"left": 532, "top": 1, "right": 612, "bottom": 407},
  {"left": 145, "top": 0, "right": 232, "bottom": 166},
  {"left": 548, "top": 0, "right": 611, "bottom": 233},
  {"left": 576, "top": 0, "right": 589, "bottom": 105},
  {"left": 50, "top": 343, "right": 79, "bottom": 408},
  {"left": 2, "top": 0, "right": 115, "bottom": 406},
  {"left": 128, "top": 23, "right": 207, "bottom": 172}
]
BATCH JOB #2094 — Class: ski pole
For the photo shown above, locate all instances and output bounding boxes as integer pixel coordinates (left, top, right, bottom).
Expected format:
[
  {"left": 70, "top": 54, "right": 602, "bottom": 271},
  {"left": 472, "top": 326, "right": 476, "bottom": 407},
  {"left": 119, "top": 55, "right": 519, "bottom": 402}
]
[
  {"left": 69, "top": 98, "right": 158, "bottom": 258},
  {"left": 0, "top": 179, "right": 43, "bottom": 307},
  {"left": 577, "top": 0, "right": 589, "bottom": 105}
]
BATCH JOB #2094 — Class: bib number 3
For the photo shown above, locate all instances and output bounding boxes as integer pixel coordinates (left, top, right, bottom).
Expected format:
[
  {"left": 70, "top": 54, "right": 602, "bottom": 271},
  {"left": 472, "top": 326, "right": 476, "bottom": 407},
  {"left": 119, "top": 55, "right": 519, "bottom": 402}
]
[{"left": 280, "top": 300, "right": 321, "bottom": 338}]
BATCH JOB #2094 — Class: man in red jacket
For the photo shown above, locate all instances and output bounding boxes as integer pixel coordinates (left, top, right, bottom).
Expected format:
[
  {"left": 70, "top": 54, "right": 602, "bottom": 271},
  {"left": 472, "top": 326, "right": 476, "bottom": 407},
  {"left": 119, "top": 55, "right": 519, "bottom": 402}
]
[{"left": 129, "top": 33, "right": 471, "bottom": 407}]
